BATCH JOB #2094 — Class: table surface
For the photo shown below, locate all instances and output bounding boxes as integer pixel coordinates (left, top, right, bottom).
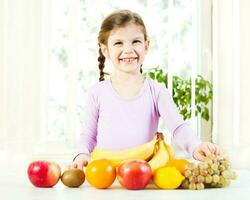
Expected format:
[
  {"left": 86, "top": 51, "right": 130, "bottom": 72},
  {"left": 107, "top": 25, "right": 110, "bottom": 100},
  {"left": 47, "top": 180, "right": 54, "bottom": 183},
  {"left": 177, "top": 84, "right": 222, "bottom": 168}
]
[{"left": 0, "top": 162, "right": 249, "bottom": 200}]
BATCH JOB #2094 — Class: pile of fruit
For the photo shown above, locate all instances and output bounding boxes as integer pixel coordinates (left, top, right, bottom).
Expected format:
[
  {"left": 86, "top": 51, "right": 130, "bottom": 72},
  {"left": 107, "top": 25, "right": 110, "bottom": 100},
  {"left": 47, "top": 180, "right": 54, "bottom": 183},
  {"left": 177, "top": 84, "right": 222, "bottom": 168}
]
[{"left": 27, "top": 132, "right": 237, "bottom": 190}]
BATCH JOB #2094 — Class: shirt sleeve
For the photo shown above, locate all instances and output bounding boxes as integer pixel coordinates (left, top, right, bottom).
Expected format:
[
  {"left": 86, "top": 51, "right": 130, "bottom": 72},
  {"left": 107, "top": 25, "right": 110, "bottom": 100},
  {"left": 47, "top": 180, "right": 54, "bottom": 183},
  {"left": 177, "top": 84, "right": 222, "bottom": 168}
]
[
  {"left": 74, "top": 88, "right": 99, "bottom": 159},
  {"left": 157, "top": 85, "right": 201, "bottom": 156}
]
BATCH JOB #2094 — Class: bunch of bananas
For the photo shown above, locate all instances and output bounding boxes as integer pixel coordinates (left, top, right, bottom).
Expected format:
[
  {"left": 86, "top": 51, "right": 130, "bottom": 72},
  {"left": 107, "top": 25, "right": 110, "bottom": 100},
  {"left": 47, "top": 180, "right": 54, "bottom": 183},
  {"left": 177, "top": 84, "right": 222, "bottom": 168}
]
[{"left": 90, "top": 132, "right": 174, "bottom": 173}]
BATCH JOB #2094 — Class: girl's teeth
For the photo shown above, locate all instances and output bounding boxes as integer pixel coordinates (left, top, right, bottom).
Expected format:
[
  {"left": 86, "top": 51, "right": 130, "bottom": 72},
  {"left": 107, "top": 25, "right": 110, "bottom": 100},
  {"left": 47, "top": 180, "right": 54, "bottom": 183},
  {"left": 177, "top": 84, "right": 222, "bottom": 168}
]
[{"left": 120, "top": 58, "right": 137, "bottom": 63}]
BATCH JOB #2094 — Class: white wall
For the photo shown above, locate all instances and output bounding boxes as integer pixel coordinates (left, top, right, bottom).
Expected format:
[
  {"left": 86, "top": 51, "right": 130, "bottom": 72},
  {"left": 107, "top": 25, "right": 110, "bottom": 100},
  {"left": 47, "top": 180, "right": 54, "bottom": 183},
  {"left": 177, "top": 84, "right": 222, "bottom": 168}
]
[
  {"left": 239, "top": 0, "right": 250, "bottom": 148},
  {"left": 1, "top": 0, "right": 250, "bottom": 169},
  {"left": 0, "top": 0, "right": 50, "bottom": 154},
  {"left": 213, "top": 0, "right": 250, "bottom": 169}
]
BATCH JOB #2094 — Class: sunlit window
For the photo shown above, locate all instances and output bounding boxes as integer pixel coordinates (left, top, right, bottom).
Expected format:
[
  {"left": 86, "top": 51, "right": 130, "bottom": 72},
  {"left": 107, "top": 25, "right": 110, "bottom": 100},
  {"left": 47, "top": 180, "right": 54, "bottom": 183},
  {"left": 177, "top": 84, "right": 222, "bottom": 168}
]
[{"left": 48, "top": 0, "right": 207, "bottom": 144}]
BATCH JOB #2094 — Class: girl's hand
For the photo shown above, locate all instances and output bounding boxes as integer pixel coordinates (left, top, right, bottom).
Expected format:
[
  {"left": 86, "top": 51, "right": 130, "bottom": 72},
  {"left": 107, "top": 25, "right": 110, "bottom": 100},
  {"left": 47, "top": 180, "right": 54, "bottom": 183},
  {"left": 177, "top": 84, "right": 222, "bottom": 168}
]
[
  {"left": 68, "top": 154, "right": 89, "bottom": 170},
  {"left": 192, "top": 142, "right": 220, "bottom": 161}
]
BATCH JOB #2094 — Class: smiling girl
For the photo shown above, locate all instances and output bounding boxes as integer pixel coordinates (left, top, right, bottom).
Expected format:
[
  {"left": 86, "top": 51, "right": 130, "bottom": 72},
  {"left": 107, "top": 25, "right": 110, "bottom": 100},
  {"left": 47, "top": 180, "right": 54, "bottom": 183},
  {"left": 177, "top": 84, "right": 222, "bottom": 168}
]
[{"left": 70, "top": 10, "right": 220, "bottom": 170}]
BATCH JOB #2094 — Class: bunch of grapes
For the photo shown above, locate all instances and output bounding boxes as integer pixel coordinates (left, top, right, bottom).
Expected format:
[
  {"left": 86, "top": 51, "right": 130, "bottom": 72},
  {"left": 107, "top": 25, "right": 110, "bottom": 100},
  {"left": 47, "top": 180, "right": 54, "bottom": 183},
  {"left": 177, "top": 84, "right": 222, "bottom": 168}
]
[{"left": 181, "top": 155, "right": 237, "bottom": 190}]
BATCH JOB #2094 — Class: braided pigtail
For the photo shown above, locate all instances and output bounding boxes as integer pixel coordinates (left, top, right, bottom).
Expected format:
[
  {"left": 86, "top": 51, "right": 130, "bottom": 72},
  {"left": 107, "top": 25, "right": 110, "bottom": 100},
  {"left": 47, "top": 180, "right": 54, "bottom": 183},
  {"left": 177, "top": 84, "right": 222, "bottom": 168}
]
[
  {"left": 140, "top": 64, "right": 143, "bottom": 74},
  {"left": 98, "top": 48, "right": 106, "bottom": 81}
]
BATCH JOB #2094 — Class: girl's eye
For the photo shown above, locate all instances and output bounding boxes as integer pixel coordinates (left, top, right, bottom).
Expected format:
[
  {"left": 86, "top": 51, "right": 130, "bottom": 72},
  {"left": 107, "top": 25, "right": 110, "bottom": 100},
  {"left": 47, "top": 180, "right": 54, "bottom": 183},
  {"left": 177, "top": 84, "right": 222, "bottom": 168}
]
[
  {"left": 114, "top": 42, "right": 122, "bottom": 46},
  {"left": 133, "top": 40, "right": 141, "bottom": 44}
]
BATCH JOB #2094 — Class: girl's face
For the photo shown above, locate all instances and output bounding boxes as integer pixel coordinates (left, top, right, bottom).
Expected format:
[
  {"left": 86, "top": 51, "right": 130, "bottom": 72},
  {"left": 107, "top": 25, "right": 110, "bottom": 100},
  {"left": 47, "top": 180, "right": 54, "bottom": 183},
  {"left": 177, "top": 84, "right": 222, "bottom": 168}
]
[{"left": 100, "top": 23, "right": 149, "bottom": 75}]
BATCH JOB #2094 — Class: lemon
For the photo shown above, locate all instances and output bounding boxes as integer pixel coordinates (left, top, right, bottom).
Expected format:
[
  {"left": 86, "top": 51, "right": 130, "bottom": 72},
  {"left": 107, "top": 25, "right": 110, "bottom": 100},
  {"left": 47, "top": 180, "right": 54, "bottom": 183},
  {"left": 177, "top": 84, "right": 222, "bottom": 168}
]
[{"left": 153, "top": 166, "right": 185, "bottom": 189}]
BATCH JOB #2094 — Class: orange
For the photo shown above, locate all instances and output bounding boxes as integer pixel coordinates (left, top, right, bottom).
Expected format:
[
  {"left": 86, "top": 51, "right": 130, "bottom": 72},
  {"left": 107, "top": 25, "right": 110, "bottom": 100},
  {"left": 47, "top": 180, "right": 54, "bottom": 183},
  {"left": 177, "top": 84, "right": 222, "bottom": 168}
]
[
  {"left": 85, "top": 159, "right": 116, "bottom": 189},
  {"left": 166, "top": 158, "right": 192, "bottom": 174}
]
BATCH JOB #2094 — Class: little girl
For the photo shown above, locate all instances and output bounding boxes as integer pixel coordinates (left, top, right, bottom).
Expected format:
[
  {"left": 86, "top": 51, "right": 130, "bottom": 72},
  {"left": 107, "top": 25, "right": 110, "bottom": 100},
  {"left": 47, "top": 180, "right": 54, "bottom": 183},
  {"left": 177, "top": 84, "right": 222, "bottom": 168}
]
[{"left": 70, "top": 10, "right": 219, "bottom": 170}]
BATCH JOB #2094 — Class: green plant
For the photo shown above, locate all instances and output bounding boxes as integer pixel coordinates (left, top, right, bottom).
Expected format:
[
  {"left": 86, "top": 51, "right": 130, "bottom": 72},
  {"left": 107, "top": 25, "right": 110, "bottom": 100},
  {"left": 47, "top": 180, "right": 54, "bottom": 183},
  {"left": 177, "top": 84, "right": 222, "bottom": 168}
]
[{"left": 146, "top": 67, "right": 213, "bottom": 121}]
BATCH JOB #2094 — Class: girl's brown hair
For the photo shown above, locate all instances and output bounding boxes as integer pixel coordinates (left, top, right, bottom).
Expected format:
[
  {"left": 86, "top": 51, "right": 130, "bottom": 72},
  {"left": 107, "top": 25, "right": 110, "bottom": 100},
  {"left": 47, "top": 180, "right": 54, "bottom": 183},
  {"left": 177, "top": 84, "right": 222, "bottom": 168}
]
[{"left": 97, "top": 10, "right": 148, "bottom": 81}]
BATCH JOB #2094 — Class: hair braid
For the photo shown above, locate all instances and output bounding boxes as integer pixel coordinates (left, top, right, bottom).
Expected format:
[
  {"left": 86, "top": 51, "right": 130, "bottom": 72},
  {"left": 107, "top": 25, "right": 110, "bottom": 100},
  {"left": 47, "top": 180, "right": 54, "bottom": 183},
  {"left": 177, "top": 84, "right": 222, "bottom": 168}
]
[{"left": 98, "top": 48, "right": 106, "bottom": 81}]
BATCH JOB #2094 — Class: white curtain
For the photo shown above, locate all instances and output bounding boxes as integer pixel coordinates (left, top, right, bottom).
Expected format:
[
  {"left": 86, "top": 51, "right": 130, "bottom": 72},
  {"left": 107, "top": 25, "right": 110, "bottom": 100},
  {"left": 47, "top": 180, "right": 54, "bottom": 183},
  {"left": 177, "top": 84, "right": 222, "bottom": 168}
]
[
  {"left": 213, "top": 0, "right": 250, "bottom": 169},
  {"left": 0, "top": 0, "right": 51, "bottom": 164}
]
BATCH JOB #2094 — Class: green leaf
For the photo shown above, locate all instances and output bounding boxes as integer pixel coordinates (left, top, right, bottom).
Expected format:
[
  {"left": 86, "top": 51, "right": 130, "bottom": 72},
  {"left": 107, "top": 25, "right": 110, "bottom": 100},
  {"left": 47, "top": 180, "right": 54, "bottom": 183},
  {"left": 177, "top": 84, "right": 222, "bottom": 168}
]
[
  {"left": 146, "top": 67, "right": 213, "bottom": 121},
  {"left": 149, "top": 72, "right": 155, "bottom": 79}
]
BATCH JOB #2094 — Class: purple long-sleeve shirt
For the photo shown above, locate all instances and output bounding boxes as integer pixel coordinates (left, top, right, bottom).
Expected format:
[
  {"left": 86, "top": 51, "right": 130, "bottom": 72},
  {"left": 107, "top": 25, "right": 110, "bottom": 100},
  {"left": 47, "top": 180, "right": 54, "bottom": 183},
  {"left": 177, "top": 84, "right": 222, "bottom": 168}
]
[{"left": 75, "top": 77, "right": 201, "bottom": 159}]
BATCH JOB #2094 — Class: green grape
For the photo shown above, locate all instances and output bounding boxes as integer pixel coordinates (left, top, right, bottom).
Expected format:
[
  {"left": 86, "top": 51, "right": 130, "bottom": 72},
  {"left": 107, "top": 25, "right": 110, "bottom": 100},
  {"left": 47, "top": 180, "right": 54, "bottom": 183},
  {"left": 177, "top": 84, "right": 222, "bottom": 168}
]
[
  {"left": 220, "top": 157, "right": 228, "bottom": 164},
  {"left": 200, "top": 169, "right": 208, "bottom": 176},
  {"left": 222, "top": 155, "right": 229, "bottom": 161},
  {"left": 216, "top": 183, "right": 224, "bottom": 188},
  {"left": 218, "top": 176, "right": 226, "bottom": 185},
  {"left": 181, "top": 179, "right": 190, "bottom": 189},
  {"left": 197, "top": 175, "right": 205, "bottom": 183},
  {"left": 192, "top": 168, "right": 200, "bottom": 176},
  {"left": 215, "top": 155, "right": 226, "bottom": 163},
  {"left": 190, "top": 154, "right": 238, "bottom": 189},
  {"left": 224, "top": 163, "right": 230, "bottom": 170},
  {"left": 183, "top": 154, "right": 236, "bottom": 190},
  {"left": 204, "top": 158, "right": 213, "bottom": 166},
  {"left": 189, "top": 183, "right": 197, "bottom": 190},
  {"left": 230, "top": 171, "right": 237, "bottom": 180},
  {"left": 198, "top": 163, "right": 208, "bottom": 170},
  {"left": 189, "top": 176, "right": 197, "bottom": 184},
  {"left": 223, "top": 179, "right": 231, "bottom": 187},
  {"left": 207, "top": 154, "right": 216, "bottom": 160},
  {"left": 207, "top": 168, "right": 214, "bottom": 175},
  {"left": 196, "top": 183, "right": 205, "bottom": 190},
  {"left": 222, "top": 170, "right": 231, "bottom": 179},
  {"left": 210, "top": 182, "right": 218, "bottom": 187},
  {"left": 228, "top": 170, "right": 234, "bottom": 179},
  {"left": 219, "top": 159, "right": 224, "bottom": 165},
  {"left": 213, "top": 169, "right": 220, "bottom": 175},
  {"left": 211, "top": 163, "right": 218, "bottom": 170},
  {"left": 218, "top": 178, "right": 231, "bottom": 187},
  {"left": 205, "top": 175, "right": 213, "bottom": 184},
  {"left": 213, "top": 159, "right": 220, "bottom": 166},
  {"left": 188, "top": 163, "right": 197, "bottom": 170},
  {"left": 184, "top": 169, "right": 192, "bottom": 178},
  {"left": 218, "top": 165, "right": 226, "bottom": 172},
  {"left": 212, "top": 174, "right": 220, "bottom": 183}
]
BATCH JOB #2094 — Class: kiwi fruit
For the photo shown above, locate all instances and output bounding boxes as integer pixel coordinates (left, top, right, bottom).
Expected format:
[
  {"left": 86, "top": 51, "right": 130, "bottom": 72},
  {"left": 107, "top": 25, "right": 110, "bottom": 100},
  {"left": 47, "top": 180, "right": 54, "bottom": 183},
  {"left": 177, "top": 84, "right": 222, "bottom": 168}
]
[{"left": 61, "top": 168, "right": 85, "bottom": 187}]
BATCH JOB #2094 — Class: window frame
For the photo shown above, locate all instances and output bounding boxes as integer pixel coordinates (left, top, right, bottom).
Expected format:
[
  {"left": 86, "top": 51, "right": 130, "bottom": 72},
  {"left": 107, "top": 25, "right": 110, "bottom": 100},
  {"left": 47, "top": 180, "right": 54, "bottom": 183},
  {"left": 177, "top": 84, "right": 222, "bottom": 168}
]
[{"left": 36, "top": 0, "right": 214, "bottom": 158}]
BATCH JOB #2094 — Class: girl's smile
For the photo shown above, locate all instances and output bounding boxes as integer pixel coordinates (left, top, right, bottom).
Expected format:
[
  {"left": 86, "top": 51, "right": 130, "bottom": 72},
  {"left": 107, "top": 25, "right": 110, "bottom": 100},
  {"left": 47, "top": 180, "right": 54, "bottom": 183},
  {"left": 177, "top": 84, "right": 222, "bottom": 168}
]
[{"left": 119, "top": 57, "right": 138, "bottom": 64}]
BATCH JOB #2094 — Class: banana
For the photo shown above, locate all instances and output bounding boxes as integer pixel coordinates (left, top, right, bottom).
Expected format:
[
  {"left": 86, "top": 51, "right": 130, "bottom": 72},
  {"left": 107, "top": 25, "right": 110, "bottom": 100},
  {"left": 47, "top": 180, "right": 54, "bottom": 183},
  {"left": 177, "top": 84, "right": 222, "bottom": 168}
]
[
  {"left": 148, "top": 139, "right": 170, "bottom": 173},
  {"left": 164, "top": 142, "right": 175, "bottom": 160},
  {"left": 90, "top": 134, "right": 159, "bottom": 167}
]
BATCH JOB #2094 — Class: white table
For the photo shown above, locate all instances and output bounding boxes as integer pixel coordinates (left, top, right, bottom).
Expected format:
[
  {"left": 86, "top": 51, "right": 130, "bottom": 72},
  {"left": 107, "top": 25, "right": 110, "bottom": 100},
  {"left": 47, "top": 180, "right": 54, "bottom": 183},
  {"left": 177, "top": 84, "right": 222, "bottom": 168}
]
[{"left": 0, "top": 164, "right": 249, "bottom": 200}]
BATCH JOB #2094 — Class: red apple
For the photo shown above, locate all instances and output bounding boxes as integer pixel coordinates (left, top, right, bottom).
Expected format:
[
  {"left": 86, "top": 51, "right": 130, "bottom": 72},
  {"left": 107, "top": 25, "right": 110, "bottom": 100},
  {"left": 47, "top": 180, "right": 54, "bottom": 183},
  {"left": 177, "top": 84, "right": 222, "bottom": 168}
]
[
  {"left": 27, "top": 160, "right": 61, "bottom": 187},
  {"left": 117, "top": 160, "right": 152, "bottom": 190}
]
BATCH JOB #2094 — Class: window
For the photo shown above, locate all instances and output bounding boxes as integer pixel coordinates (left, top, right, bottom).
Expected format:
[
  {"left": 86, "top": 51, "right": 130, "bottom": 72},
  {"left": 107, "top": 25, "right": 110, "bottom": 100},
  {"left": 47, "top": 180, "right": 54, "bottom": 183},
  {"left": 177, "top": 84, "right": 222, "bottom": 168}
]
[{"left": 47, "top": 0, "right": 212, "bottom": 153}]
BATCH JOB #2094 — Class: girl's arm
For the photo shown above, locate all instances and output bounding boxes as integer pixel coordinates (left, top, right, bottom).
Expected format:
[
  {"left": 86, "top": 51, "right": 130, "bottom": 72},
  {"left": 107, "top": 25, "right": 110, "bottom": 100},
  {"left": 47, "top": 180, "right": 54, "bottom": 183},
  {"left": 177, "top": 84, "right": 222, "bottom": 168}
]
[
  {"left": 71, "top": 89, "right": 99, "bottom": 169},
  {"left": 157, "top": 85, "right": 201, "bottom": 156},
  {"left": 157, "top": 85, "right": 220, "bottom": 160}
]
